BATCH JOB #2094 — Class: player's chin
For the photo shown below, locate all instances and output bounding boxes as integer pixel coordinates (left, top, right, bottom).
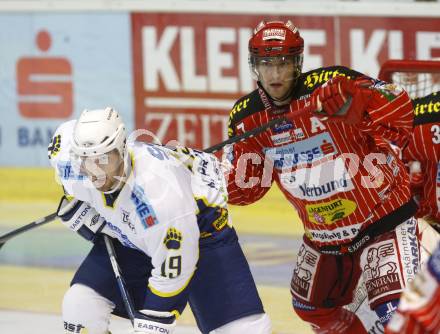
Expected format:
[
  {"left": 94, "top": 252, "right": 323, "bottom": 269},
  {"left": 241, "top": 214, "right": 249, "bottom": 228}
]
[
  {"left": 268, "top": 85, "right": 288, "bottom": 98},
  {"left": 271, "top": 90, "right": 289, "bottom": 100},
  {"left": 93, "top": 178, "right": 111, "bottom": 192}
]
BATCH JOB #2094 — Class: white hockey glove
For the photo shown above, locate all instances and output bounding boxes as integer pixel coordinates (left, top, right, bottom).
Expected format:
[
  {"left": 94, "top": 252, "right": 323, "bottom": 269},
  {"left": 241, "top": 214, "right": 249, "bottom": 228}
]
[
  {"left": 57, "top": 195, "right": 107, "bottom": 242},
  {"left": 132, "top": 310, "right": 176, "bottom": 334}
]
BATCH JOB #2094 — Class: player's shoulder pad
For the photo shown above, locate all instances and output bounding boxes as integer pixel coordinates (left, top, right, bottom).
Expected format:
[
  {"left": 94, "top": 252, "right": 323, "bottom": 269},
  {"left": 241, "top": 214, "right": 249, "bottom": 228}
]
[
  {"left": 295, "top": 65, "right": 365, "bottom": 97},
  {"left": 131, "top": 142, "right": 191, "bottom": 183},
  {"left": 48, "top": 120, "right": 76, "bottom": 163},
  {"left": 229, "top": 89, "right": 263, "bottom": 135},
  {"left": 412, "top": 91, "right": 440, "bottom": 126}
]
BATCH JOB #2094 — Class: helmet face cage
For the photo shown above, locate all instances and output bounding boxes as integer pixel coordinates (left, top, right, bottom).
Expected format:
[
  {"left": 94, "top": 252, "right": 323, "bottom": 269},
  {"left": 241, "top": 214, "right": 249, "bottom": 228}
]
[
  {"left": 249, "top": 54, "right": 304, "bottom": 82},
  {"left": 248, "top": 20, "right": 304, "bottom": 83},
  {"left": 71, "top": 107, "right": 127, "bottom": 183}
]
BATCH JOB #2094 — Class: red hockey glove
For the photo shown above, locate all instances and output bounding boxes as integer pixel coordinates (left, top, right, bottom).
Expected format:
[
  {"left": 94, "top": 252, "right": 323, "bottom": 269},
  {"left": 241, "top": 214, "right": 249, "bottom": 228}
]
[{"left": 311, "top": 76, "right": 372, "bottom": 125}]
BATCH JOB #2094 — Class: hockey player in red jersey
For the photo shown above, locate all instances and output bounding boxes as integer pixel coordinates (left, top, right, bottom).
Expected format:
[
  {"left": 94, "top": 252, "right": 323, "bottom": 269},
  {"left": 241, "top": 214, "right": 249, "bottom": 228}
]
[
  {"left": 403, "top": 92, "right": 440, "bottom": 228},
  {"left": 384, "top": 92, "right": 440, "bottom": 334},
  {"left": 224, "top": 20, "right": 420, "bottom": 333}
]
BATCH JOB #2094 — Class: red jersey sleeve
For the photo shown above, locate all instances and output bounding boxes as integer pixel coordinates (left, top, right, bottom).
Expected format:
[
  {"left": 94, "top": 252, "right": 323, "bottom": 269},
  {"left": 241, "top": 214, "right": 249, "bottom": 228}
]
[
  {"left": 224, "top": 92, "right": 275, "bottom": 205},
  {"left": 357, "top": 78, "right": 414, "bottom": 147}
]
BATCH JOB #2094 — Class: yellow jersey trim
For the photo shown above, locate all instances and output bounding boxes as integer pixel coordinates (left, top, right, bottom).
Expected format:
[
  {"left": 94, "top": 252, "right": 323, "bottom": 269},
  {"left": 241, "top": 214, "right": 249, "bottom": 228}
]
[
  {"left": 148, "top": 271, "right": 195, "bottom": 298},
  {"left": 171, "top": 310, "right": 180, "bottom": 319}
]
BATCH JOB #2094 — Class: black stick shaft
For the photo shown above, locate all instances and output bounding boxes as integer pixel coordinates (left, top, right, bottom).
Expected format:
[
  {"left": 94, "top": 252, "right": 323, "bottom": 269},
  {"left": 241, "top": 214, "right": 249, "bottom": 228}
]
[
  {"left": 103, "top": 235, "right": 136, "bottom": 324},
  {"left": 204, "top": 116, "right": 288, "bottom": 153},
  {"left": 0, "top": 212, "right": 57, "bottom": 249}
]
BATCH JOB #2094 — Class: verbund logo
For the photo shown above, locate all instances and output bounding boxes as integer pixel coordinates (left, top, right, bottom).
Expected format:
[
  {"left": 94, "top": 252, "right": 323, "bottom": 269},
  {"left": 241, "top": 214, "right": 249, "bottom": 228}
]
[{"left": 16, "top": 30, "right": 73, "bottom": 119}]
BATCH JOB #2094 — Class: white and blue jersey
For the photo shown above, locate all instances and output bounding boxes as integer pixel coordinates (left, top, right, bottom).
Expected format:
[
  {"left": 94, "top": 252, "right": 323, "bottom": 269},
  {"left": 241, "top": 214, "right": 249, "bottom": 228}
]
[{"left": 48, "top": 120, "right": 239, "bottom": 318}]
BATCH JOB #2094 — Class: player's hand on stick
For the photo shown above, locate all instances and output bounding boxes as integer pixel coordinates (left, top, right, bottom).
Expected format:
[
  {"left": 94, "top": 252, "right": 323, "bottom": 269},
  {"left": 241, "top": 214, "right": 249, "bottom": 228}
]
[
  {"left": 57, "top": 195, "right": 108, "bottom": 242},
  {"left": 311, "top": 76, "right": 372, "bottom": 125},
  {"left": 132, "top": 310, "right": 176, "bottom": 334}
]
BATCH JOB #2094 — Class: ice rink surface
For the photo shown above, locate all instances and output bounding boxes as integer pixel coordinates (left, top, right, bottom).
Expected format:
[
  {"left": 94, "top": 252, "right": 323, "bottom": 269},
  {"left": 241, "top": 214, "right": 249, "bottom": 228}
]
[{"left": 0, "top": 310, "right": 200, "bottom": 334}]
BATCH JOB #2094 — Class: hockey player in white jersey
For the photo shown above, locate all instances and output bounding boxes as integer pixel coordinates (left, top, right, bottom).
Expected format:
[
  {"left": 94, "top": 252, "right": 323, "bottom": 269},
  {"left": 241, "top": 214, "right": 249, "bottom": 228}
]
[{"left": 48, "top": 107, "right": 271, "bottom": 334}]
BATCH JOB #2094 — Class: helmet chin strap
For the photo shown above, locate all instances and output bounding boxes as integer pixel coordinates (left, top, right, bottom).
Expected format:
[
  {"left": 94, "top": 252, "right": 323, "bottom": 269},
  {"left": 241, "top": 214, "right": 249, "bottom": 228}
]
[{"left": 102, "top": 150, "right": 131, "bottom": 194}]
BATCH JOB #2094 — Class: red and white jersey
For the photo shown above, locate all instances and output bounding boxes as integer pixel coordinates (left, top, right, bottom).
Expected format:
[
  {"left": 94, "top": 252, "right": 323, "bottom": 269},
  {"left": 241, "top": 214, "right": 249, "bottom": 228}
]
[
  {"left": 225, "top": 66, "right": 414, "bottom": 247},
  {"left": 404, "top": 92, "right": 440, "bottom": 222}
]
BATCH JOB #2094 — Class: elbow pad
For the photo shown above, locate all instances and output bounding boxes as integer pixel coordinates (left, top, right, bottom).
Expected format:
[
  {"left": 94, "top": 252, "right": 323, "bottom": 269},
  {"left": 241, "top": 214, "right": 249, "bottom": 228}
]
[{"left": 56, "top": 196, "right": 107, "bottom": 242}]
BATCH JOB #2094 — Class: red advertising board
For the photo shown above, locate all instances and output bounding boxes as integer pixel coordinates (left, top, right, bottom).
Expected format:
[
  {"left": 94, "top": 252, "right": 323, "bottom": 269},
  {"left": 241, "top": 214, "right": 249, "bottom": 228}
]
[{"left": 131, "top": 13, "right": 440, "bottom": 149}]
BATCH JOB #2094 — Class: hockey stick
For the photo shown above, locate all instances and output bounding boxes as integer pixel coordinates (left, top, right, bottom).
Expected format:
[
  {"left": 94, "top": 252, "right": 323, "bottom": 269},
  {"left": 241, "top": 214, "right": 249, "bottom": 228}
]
[
  {"left": 204, "top": 101, "right": 316, "bottom": 154},
  {"left": 0, "top": 117, "right": 281, "bottom": 249},
  {"left": 0, "top": 104, "right": 310, "bottom": 250},
  {"left": 204, "top": 116, "right": 289, "bottom": 154},
  {"left": 104, "top": 235, "right": 176, "bottom": 331},
  {"left": 0, "top": 212, "right": 58, "bottom": 250},
  {"left": 103, "top": 234, "right": 137, "bottom": 325}
]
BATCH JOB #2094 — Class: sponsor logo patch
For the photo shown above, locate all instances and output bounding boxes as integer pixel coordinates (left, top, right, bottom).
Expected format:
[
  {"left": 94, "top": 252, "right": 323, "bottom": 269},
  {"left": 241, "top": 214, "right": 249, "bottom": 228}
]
[
  {"left": 293, "top": 128, "right": 305, "bottom": 139},
  {"left": 121, "top": 209, "right": 136, "bottom": 233},
  {"left": 386, "top": 153, "right": 400, "bottom": 177},
  {"left": 262, "top": 28, "right": 286, "bottom": 41},
  {"left": 64, "top": 322, "right": 85, "bottom": 333},
  {"left": 362, "top": 240, "right": 403, "bottom": 304},
  {"left": 280, "top": 159, "right": 354, "bottom": 201},
  {"left": 273, "top": 120, "right": 293, "bottom": 133},
  {"left": 57, "top": 161, "right": 86, "bottom": 180},
  {"left": 305, "top": 223, "right": 363, "bottom": 244},
  {"left": 372, "top": 80, "right": 403, "bottom": 100},
  {"left": 304, "top": 69, "right": 353, "bottom": 89},
  {"left": 395, "top": 217, "right": 419, "bottom": 283},
  {"left": 290, "top": 244, "right": 320, "bottom": 301},
  {"left": 271, "top": 132, "right": 293, "bottom": 146},
  {"left": 105, "top": 221, "right": 139, "bottom": 250},
  {"left": 292, "top": 298, "right": 316, "bottom": 311},
  {"left": 263, "top": 132, "right": 337, "bottom": 169},
  {"left": 130, "top": 184, "right": 158, "bottom": 229},
  {"left": 212, "top": 207, "right": 229, "bottom": 231},
  {"left": 306, "top": 198, "right": 357, "bottom": 225}
]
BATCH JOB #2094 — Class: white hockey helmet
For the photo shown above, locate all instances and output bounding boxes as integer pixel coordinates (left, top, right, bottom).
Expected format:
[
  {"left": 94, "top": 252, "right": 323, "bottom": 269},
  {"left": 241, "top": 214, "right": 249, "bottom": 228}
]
[{"left": 71, "top": 107, "right": 126, "bottom": 157}]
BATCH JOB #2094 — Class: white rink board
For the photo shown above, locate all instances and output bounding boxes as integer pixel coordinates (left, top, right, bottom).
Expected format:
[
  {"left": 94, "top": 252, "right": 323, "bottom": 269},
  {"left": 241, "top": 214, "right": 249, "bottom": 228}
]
[{"left": 0, "top": 1, "right": 439, "bottom": 17}]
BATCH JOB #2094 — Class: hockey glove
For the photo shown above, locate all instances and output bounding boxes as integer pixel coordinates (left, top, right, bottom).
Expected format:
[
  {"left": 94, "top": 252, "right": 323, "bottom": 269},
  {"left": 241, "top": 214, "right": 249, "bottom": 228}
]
[
  {"left": 57, "top": 195, "right": 108, "bottom": 242},
  {"left": 311, "top": 76, "right": 372, "bottom": 125},
  {"left": 132, "top": 310, "right": 176, "bottom": 334}
]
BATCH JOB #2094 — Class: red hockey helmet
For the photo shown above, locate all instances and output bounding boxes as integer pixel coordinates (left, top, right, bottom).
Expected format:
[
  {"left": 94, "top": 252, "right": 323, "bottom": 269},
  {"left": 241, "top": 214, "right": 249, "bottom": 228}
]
[
  {"left": 249, "top": 20, "right": 304, "bottom": 58},
  {"left": 249, "top": 20, "right": 304, "bottom": 84}
]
